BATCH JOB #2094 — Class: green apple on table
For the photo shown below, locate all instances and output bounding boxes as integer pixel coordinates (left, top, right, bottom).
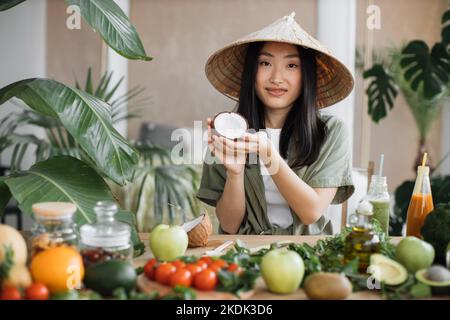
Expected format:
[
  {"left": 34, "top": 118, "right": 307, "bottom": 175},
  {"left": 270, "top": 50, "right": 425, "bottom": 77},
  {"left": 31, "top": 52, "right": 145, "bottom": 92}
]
[
  {"left": 149, "top": 224, "right": 188, "bottom": 261},
  {"left": 261, "top": 248, "right": 305, "bottom": 294},
  {"left": 395, "top": 236, "right": 435, "bottom": 273}
]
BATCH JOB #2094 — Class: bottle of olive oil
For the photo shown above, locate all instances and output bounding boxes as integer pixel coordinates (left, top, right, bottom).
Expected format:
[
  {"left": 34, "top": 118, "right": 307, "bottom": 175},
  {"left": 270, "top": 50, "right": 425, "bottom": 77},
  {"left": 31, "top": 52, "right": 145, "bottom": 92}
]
[{"left": 344, "top": 201, "right": 381, "bottom": 273}]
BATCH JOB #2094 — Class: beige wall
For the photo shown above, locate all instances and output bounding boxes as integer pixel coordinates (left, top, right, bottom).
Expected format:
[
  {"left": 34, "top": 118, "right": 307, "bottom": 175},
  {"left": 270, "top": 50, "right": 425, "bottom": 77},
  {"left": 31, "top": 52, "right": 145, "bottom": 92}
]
[
  {"left": 45, "top": 0, "right": 446, "bottom": 194},
  {"left": 128, "top": 0, "right": 317, "bottom": 139},
  {"left": 46, "top": 0, "right": 103, "bottom": 86},
  {"left": 354, "top": 0, "right": 446, "bottom": 192}
]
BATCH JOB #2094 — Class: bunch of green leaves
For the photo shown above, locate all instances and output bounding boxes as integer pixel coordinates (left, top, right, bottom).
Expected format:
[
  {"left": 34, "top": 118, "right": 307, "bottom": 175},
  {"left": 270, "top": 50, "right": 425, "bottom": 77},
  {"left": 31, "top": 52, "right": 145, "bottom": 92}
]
[
  {"left": 0, "top": 245, "right": 14, "bottom": 283},
  {"left": 380, "top": 275, "right": 431, "bottom": 300},
  {"left": 161, "top": 286, "right": 197, "bottom": 300},
  {"left": 112, "top": 287, "right": 159, "bottom": 300}
]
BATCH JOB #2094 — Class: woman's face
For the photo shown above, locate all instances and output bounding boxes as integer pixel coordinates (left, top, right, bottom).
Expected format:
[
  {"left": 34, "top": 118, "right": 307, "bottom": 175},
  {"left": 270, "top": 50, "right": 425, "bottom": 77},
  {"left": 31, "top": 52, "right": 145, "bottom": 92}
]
[{"left": 255, "top": 42, "right": 302, "bottom": 112}]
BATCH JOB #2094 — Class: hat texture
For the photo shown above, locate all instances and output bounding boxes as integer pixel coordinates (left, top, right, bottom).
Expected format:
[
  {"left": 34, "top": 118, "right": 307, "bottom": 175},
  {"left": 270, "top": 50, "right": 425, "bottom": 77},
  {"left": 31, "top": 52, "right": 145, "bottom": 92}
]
[{"left": 205, "top": 12, "right": 354, "bottom": 109}]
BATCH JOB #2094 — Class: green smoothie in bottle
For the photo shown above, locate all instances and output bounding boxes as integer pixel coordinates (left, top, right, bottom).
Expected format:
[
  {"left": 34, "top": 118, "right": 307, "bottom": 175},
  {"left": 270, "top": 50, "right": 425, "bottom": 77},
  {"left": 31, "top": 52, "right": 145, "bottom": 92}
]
[{"left": 365, "top": 154, "right": 391, "bottom": 236}]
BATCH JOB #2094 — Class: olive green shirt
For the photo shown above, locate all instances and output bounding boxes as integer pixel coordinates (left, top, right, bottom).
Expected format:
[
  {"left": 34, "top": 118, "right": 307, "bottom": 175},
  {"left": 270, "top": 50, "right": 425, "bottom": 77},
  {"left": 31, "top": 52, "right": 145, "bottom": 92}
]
[{"left": 196, "top": 114, "right": 354, "bottom": 235}]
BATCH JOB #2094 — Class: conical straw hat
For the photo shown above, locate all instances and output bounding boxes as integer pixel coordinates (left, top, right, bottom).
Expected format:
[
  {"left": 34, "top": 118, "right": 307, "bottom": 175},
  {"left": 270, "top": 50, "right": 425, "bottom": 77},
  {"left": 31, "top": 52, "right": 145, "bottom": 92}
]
[{"left": 205, "top": 12, "right": 354, "bottom": 109}]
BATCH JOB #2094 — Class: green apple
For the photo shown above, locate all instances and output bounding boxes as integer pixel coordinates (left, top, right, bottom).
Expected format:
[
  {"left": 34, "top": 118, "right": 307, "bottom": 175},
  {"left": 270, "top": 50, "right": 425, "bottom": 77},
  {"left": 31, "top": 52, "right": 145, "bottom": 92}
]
[
  {"left": 149, "top": 224, "right": 188, "bottom": 261},
  {"left": 261, "top": 248, "right": 305, "bottom": 294},
  {"left": 396, "top": 236, "right": 435, "bottom": 273}
]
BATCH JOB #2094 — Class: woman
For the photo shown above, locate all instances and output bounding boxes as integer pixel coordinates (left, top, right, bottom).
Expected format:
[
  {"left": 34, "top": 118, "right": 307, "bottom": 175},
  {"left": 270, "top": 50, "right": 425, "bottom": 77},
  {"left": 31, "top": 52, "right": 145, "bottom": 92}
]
[{"left": 197, "top": 12, "right": 355, "bottom": 235}]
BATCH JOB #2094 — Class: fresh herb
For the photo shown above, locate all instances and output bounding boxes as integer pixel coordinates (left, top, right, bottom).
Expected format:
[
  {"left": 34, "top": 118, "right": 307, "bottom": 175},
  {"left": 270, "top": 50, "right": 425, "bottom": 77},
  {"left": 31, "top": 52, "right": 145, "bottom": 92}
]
[
  {"left": 162, "top": 286, "right": 196, "bottom": 300},
  {"left": 112, "top": 287, "right": 158, "bottom": 300},
  {"left": 0, "top": 245, "right": 14, "bottom": 282},
  {"left": 216, "top": 268, "right": 260, "bottom": 297}
]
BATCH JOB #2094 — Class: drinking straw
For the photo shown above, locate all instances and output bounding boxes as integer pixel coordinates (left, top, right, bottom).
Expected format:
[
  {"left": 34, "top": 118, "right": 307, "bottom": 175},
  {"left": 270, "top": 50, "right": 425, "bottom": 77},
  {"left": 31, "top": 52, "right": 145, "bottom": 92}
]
[
  {"left": 422, "top": 152, "right": 428, "bottom": 167},
  {"left": 378, "top": 154, "right": 384, "bottom": 177}
]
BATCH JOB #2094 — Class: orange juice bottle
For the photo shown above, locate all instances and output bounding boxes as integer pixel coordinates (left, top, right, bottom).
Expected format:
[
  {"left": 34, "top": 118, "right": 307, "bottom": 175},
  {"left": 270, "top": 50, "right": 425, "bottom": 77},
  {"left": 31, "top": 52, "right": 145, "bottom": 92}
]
[{"left": 406, "top": 165, "right": 433, "bottom": 238}]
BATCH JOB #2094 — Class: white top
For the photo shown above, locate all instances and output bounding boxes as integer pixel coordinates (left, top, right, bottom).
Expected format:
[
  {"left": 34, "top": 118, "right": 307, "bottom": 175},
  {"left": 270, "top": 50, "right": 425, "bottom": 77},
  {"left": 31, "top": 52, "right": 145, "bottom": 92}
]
[{"left": 259, "top": 128, "right": 293, "bottom": 229}]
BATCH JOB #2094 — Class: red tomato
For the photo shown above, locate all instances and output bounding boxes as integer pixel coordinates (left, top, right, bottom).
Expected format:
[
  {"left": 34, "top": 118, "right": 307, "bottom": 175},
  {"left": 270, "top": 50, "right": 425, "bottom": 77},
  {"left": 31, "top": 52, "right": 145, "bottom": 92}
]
[
  {"left": 227, "top": 263, "right": 243, "bottom": 274},
  {"left": 198, "top": 256, "right": 213, "bottom": 266},
  {"left": 1, "top": 286, "right": 22, "bottom": 300},
  {"left": 169, "top": 268, "right": 192, "bottom": 288},
  {"left": 196, "top": 260, "right": 208, "bottom": 270},
  {"left": 155, "top": 263, "right": 177, "bottom": 285},
  {"left": 211, "top": 259, "right": 228, "bottom": 269},
  {"left": 172, "top": 260, "right": 186, "bottom": 270},
  {"left": 209, "top": 264, "right": 222, "bottom": 274},
  {"left": 193, "top": 269, "right": 218, "bottom": 291},
  {"left": 185, "top": 263, "right": 203, "bottom": 277},
  {"left": 144, "top": 258, "right": 158, "bottom": 280},
  {"left": 25, "top": 283, "right": 49, "bottom": 300}
]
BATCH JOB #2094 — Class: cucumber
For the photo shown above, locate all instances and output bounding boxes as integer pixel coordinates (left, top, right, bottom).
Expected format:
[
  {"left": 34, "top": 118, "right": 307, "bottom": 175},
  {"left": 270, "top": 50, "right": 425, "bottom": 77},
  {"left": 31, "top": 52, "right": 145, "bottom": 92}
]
[{"left": 83, "top": 260, "right": 137, "bottom": 297}]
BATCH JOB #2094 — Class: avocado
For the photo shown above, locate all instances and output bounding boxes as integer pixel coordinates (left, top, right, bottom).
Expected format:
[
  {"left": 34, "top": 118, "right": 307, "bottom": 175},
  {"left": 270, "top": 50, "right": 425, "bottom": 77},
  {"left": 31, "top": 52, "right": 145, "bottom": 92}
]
[
  {"left": 369, "top": 254, "right": 408, "bottom": 286},
  {"left": 83, "top": 260, "right": 137, "bottom": 297},
  {"left": 415, "top": 265, "right": 450, "bottom": 296}
]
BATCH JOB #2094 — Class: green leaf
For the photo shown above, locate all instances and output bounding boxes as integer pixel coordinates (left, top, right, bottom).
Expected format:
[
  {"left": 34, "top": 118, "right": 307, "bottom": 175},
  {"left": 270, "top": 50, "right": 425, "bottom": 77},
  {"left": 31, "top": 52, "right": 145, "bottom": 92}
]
[
  {"left": 67, "top": 0, "right": 152, "bottom": 61},
  {"left": 4, "top": 156, "right": 142, "bottom": 250},
  {"left": 0, "top": 177, "right": 12, "bottom": 216},
  {"left": 400, "top": 40, "right": 450, "bottom": 99},
  {"left": 84, "top": 67, "right": 93, "bottom": 95},
  {"left": 363, "top": 64, "right": 398, "bottom": 122},
  {"left": 0, "top": 0, "right": 26, "bottom": 11},
  {"left": 0, "top": 78, "right": 139, "bottom": 186}
]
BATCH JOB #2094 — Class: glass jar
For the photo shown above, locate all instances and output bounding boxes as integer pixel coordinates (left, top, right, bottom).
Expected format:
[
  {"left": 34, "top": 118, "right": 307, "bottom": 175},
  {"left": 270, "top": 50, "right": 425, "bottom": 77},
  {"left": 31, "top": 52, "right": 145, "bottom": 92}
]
[
  {"left": 80, "top": 201, "right": 132, "bottom": 267},
  {"left": 30, "top": 202, "right": 78, "bottom": 258}
]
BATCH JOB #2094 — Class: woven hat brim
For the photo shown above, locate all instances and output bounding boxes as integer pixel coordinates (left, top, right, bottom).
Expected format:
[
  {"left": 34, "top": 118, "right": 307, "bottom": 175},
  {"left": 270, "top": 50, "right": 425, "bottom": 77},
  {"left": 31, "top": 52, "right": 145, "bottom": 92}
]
[{"left": 205, "top": 39, "right": 354, "bottom": 109}]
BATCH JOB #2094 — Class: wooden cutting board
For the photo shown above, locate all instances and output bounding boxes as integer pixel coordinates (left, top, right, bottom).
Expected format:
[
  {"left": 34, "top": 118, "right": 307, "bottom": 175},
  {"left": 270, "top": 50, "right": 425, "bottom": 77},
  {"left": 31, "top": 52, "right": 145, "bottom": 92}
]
[{"left": 137, "top": 274, "right": 255, "bottom": 300}]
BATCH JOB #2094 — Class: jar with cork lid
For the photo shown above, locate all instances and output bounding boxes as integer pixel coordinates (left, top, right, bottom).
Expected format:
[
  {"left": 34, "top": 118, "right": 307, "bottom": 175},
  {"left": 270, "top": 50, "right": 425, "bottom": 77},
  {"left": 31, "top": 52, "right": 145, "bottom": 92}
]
[
  {"left": 30, "top": 202, "right": 78, "bottom": 258},
  {"left": 79, "top": 201, "right": 132, "bottom": 267}
]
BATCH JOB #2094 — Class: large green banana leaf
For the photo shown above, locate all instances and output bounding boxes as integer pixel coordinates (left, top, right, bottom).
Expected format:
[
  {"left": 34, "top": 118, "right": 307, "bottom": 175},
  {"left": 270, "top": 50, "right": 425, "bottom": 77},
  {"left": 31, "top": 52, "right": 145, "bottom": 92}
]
[
  {"left": 0, "top": 78, "right": 139, "bottom": 186},
  {"left": 67, "top": 0, "right": 152, "bottom": 61},
  {"left": 0, "top": 0, "right": 25, "bottom": 11},
  {"left": 3, "top": 156, "right": 144, "bottom": 254}
]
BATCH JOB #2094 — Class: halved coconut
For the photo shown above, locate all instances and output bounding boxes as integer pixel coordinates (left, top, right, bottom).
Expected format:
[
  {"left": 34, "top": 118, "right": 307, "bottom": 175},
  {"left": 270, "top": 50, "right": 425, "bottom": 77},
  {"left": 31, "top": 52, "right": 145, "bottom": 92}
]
[
  {"left": 181, "top": 213, "right": 213, "bottom": 248},
  {"left": 212, "top": 112, "right": 248, "bottom": 140}
]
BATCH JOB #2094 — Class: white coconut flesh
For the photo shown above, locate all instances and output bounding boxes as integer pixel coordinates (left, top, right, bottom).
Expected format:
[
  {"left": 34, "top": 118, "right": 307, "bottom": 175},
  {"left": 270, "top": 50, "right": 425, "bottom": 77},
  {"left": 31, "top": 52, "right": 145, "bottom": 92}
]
[
  {"left": 214, "top": 113, "right": 247, "bottom": 140},
  {"left": 182, "top": 214, "right": 206, "bottom": 233}
]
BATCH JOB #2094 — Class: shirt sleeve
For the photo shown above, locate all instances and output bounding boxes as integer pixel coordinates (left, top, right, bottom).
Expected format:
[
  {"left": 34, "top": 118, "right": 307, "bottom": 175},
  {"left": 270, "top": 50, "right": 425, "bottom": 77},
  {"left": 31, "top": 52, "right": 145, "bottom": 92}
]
[
  {"left": 196, "top": 150, "right": 227, "bottom": 207},
  {"left": 303, "top": 116, "right": 355, "bottom": 204}
]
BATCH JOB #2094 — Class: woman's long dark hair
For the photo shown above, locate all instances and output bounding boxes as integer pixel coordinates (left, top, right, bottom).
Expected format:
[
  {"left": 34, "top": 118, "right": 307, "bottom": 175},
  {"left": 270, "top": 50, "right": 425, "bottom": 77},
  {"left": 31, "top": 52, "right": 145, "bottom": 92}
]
[{"left": 237, "top": 41, "right": 327, "bottom": 169}]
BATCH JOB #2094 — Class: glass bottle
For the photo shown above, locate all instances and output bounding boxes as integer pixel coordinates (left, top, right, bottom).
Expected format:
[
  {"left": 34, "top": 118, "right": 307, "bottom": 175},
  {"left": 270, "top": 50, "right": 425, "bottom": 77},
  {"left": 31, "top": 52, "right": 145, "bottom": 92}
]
[
  {"left": 365, "top": 175, "right": 391, "bottom": 236},
  {"left": 344, "top": 201, "right": 381, "bottom": 273},
  {"left": 30, "top": 202, "right": 78, "bottom": 258},
  {"left": 80, "top": 201, "right": 132, "bottom": 267},
  {"left": 406, "top": 165, "right": 434, "bottom": 238}
]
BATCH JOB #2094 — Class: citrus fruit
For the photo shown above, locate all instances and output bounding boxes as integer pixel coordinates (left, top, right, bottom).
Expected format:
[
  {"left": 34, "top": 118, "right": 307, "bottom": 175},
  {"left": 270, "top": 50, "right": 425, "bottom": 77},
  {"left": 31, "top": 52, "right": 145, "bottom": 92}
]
[{"left": 30, "top": 246, "right": 84, "bottom": 294}]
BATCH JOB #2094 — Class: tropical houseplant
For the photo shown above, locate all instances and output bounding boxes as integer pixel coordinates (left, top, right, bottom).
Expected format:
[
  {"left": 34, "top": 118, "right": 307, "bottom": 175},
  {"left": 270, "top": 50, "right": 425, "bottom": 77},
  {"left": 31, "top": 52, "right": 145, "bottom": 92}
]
[
  {"left": 0, "top": 0, "right": 154, "bottom": 255},
  {"left": 363, "top": 5, "right": 450, "bottom": 171},
  {"left": 360, "top": 6, "right": 450, "bottom": 235}
]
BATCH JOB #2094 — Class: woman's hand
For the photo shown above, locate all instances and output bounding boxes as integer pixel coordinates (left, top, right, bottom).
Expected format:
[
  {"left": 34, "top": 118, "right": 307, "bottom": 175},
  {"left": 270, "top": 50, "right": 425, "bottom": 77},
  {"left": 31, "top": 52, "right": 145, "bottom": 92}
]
[
  {"left": 207, "top": 117, "right": 246, "bottom": 176},
  {"left": 207, "top": 117, "right": 278, "bottom": 175}
]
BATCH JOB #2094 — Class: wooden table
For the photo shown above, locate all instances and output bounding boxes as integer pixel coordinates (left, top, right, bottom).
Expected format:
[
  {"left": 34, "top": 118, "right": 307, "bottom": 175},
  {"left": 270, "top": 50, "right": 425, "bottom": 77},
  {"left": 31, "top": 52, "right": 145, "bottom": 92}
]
[{"left": 134, "top": 234, "right": 403, "bottom": 300}]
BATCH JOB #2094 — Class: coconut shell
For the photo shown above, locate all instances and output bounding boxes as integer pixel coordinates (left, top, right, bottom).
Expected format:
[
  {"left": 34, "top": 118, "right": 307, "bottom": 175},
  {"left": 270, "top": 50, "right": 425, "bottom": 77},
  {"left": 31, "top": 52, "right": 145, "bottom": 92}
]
[{"left": 188, "top": 214, "right": 213, "bottom": 248}]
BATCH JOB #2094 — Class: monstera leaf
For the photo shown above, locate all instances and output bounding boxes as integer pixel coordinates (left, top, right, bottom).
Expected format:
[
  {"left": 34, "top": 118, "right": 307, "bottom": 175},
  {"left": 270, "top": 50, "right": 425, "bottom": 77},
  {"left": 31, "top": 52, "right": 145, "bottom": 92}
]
[
  {"left": 363, "top": 64, "right": 398, "bottom": 122},
  {"left": 0, "top": 0, "right": 25, "bottom": 11},
  {"left": 400, "top": 40, "right": 450, "bottom": 99},
  {"left": 0, "top": 78, "right": 139, "bottom": 186},
  {"left": 67, "top": 0, "right": 152, "bottom": 61},
  {"left": 3, "top": 156, "right": 143, "bottom": 253}
]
